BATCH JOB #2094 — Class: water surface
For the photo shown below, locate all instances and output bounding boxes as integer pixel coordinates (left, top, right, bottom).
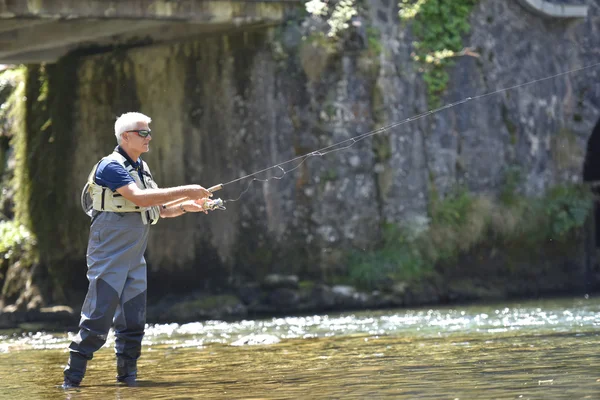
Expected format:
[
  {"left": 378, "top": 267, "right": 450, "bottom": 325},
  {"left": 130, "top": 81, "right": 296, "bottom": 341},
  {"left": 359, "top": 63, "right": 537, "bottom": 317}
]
[{"left": 1, "top": 296, "right": 599, "bottom": 399}]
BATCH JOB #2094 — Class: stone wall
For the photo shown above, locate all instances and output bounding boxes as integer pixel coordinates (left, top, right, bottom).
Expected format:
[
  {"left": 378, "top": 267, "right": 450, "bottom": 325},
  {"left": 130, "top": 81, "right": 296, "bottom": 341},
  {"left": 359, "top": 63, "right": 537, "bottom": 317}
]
[{"left": 2, "top": 0, "right": 599, "bottom": 307}]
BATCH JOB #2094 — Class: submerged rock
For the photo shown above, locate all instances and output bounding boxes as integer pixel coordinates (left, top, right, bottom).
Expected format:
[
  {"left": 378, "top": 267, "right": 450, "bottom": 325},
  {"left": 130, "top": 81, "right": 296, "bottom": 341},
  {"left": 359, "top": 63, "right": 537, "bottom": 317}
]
[
  {"left": 149, "top": 294, "right": 248, "bottom": 323},
  {"left": 0, "top": 304, "right": 77, "bottom": 329},
  {"left": 231, "top": 334, "right": 281, "bottom": 346}
]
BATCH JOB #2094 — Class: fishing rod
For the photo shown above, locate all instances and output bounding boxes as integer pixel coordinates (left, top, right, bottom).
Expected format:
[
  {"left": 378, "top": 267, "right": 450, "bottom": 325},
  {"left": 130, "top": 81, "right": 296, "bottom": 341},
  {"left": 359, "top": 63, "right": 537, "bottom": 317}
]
[{"left": 195, "top": 61, "right": 600, "bottom": 211}]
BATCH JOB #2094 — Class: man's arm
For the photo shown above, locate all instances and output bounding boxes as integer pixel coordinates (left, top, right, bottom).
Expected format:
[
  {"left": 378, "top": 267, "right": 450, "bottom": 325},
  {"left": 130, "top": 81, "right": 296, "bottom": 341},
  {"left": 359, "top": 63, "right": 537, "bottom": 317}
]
[
  {"left": 116, "top": 183, "right": 211, "bottom": 208},
  {"left": 159, "top": 198, "right": 210, "bottom": 218}
]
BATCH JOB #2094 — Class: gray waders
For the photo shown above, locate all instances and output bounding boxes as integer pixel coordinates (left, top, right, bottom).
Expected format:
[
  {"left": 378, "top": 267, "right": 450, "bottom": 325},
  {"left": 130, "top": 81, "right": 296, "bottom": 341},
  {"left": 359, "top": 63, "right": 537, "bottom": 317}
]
[{"left": 64, "top": 212, "right": 150, "bottom": 385}]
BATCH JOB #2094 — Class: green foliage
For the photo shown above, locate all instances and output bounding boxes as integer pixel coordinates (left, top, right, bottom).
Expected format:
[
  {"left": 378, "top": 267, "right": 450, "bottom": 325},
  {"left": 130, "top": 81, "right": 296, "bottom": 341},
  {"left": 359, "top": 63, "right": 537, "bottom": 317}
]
[
  {"left": 427, "top": 187, "right": 490, "bottom": 261},
  {"left": 0, "top": 67, "right": 26, "bottom": 188},
  {"left": 345, "top": 182, "right": 592, "bottom": 291},
  {"left": 542, "top": 185, "right": 592, "bottom": 239},
  {"left": 430, "top": 187, "right": 472, "bottom": 226},
  {"left": 499, "top": 165, "right": 522, "bottom": 206},
  {"left": 0, "top": 220, "right": 36, "bottom": 260},
  {"left": 305, "top": 0, "right": 358, "bottom": 39},
  {"left": 302, "top": 0, "right": 381, "bottom": 54},
  {"left": 347, "top": 224, "right": 429, "bottom": 291},
  {"left": 298, "top": 1, "right": 383, "bottom": 81},
  {"left": 299, "top": 280, "right": 316, "bottom": 291},
  {"left": 366, "top": 27, "right": 383, "bottom": 56},
  {"left": 0, "top": 68, "right": 25, "bottom": 139},
  {"left": 399, "top": 0, "right": 478, "bottom": 107}
]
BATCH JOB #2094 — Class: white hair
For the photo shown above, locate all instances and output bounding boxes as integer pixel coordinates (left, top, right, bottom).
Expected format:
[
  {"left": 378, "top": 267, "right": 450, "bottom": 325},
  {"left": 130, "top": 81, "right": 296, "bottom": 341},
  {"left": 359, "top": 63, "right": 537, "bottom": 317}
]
[{"left": 114, "top": 112, "right": 152, "bottom": 144}]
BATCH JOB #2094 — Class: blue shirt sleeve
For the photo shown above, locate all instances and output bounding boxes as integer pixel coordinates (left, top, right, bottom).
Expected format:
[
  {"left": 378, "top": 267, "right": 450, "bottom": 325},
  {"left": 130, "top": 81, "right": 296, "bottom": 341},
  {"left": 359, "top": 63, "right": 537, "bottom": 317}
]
[{"left": 95, "top": 160, "right": 134, "bottom": 192}]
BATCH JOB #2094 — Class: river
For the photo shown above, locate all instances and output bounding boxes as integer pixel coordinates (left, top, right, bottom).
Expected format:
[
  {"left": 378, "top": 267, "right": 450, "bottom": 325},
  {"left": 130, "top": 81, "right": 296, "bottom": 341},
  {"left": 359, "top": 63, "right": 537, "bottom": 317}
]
[{"left": 0, "top": 296, "right": 599, "bottom": 399}]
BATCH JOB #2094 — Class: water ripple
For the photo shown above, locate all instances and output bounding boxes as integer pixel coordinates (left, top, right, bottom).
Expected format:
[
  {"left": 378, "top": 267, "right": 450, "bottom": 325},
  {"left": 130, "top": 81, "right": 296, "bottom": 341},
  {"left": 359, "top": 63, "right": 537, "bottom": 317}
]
[{"left": 0, "top": 296, "right": 598, "bottom": 353}]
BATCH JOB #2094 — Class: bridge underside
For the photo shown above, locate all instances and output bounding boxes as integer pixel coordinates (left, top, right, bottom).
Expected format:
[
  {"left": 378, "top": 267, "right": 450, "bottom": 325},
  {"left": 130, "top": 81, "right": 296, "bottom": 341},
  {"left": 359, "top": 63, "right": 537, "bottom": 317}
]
[{"left": 0, "top": 0, "right": 299, "bottom": 64}]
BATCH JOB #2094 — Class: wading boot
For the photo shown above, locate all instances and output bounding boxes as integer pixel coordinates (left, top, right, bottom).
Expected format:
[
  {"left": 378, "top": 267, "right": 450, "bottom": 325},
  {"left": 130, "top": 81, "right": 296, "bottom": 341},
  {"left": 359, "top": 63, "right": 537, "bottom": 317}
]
[
  {"left": 116, "top": 357, "right": 138, "bottom": 386},
  {"left": 61, "top": 377, "right": 80, "bottom": 389},
  {"left": 62, "top": 352, "right": 87, "bottom": 389}
]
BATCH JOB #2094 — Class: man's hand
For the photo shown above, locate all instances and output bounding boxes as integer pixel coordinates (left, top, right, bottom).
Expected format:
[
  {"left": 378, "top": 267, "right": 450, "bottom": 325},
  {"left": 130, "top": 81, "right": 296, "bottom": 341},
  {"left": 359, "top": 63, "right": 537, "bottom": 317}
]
[
  {"left": 188, "top": 185, "right": 212, "bottom": 199},
  {"left": 182, "top": 199, "right": 209, "bottom": 214}
]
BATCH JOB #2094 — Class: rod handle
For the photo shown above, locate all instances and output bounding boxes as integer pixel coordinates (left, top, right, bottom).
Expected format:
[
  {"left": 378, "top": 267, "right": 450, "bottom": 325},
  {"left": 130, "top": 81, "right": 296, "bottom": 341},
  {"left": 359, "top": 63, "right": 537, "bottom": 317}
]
[{"left": 208, "top": 184, "right": 223, "bottom": 193}]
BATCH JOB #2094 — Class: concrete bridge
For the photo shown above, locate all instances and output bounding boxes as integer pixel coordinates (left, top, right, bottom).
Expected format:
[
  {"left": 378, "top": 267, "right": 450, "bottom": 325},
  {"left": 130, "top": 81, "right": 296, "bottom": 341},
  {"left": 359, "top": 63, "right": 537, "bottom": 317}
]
[
  {"left": 0, "top": 0, "right": 589, "bottom": 64},
  {"left": 516, "top": 0, "right": 588, "bottom": 19},
  {"left": 0, "top": 0, "right": 301, "bottom": 64}
]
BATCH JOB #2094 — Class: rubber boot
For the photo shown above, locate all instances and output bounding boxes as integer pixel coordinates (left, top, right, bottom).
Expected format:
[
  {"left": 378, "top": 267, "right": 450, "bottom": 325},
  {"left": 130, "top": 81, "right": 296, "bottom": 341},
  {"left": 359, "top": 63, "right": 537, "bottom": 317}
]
[
  {"left": 116, "top": 357, "right": 138, "bottom": 386},
  {"left": 62, "top": 352, "right": 88, "bottom": 388}
]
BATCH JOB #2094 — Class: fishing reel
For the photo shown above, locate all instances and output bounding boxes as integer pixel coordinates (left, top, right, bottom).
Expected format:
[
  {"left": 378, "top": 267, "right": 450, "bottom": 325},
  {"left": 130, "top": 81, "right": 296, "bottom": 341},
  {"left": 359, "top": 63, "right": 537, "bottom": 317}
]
[{"left": 203, "top": 198, "right": 226, "bottom": 211}]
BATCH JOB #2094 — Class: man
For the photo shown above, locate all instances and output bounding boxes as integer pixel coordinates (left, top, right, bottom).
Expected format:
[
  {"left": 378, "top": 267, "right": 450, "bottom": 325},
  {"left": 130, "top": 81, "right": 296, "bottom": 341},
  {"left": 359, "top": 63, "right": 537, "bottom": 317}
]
[{"left": 63, "top": 112, "right": 212, "bottom": 388}]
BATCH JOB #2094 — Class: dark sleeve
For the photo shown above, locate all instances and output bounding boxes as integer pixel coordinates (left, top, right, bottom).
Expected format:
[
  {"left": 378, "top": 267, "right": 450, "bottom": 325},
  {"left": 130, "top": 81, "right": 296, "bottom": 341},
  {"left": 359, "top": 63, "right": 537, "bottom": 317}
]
[{"left": 95, "top": 160, "right": 135, "bottom": 192}]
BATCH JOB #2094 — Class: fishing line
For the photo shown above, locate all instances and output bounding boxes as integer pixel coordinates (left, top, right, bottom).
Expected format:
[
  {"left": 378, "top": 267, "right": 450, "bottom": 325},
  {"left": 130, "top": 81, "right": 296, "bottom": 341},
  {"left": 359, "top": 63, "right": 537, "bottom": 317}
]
[{"left": 215, "top": 61, "right": 600, "bottom": 204}]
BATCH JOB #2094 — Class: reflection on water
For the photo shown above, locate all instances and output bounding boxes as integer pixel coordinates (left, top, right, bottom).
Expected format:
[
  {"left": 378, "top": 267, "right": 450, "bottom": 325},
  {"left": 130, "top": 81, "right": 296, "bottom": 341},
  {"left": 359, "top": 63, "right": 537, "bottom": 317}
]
[{"left": 1, "top": 296, "right": 599, "bottom": 399}]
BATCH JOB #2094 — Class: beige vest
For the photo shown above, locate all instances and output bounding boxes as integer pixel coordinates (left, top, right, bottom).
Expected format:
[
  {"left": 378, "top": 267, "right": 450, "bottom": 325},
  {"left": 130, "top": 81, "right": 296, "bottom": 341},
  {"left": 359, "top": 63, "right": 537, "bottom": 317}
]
[{"left": 86, "top": 152, "right": 160, "bottom": 225}]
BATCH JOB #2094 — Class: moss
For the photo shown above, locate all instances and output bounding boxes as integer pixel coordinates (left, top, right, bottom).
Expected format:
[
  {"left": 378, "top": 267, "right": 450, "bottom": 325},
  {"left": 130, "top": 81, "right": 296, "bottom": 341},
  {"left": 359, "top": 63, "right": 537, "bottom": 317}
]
[
  {"left": 298, "top": 280, "right": 315, "bottom": 289},
  {"left": 9, "top": 74, "right": 30, "bottom": 228},
  {"left": 499, "top": 165, "right": 522, "bottom": 206},
  {"left": 321, "top": 169, "right": 338, "bottom": 182},
  {"left": 501, "top": 103, "right": 517, "bottom": 145},
  {"left": 0, "top": 67, "right": 26, "bottom": 214},
  {"left": 346, "top": 225, "right": 433, "bottom": 291},
  {"left": 345, "top": 182, "right": 592, "bottom": 291},
  {"left": 189, "top": 294, "right": 239, "bottom": 310},
  {"left": 21, "top": 60, "right": 80, "bottom": 258},
  {"left": 372, "top": 134, "right": 391, "bottom": 162},
  {"left": 370, "top": 83, "right": 386, "bottom": 126},
  {"left": 9, "top": 58, "right": 89, "bottom": 304},
  {"left": 366, "top": 26, "right": 383, "bottom": 57}
]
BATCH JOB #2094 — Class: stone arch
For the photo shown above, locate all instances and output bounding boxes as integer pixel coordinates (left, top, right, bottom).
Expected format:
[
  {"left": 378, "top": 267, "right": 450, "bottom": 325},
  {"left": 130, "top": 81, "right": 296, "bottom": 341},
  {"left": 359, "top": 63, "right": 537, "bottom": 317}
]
[
  {"left": 583, "top": 117, "right": 600, "bottom": 253},
  {"left": 583, "top": 117, "right": 600, "bottom": 183},
  {"left": 516, "top": 0, "right": 588, "bottom": 19}
]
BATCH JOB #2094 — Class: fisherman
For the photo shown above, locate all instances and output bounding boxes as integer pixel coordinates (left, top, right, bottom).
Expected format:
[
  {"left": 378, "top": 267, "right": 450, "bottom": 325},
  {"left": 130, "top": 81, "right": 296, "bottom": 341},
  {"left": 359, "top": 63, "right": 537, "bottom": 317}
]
[{"left": 63, "top": 112, "right": 213, "bottom": 388}]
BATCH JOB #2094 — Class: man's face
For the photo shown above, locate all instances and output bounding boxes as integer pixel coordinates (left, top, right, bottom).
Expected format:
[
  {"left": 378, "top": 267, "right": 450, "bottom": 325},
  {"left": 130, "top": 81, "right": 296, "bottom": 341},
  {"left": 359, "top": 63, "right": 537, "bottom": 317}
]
[{"left": 123, "top": 121, "right": 152, "bottom": 154}]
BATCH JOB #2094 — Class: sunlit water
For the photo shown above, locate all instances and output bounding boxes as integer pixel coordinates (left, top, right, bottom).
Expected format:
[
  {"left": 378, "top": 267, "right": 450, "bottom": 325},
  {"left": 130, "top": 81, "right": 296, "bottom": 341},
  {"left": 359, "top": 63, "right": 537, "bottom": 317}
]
[{"left": 1, "top": 296, "right": 600, "bottom": 399}]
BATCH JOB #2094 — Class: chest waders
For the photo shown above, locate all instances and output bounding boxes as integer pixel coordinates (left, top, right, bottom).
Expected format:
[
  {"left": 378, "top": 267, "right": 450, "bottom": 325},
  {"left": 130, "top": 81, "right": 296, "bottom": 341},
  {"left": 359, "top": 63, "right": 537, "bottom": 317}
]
[{"left": 65, "top": 152, "right": 158, "bottom": 387}]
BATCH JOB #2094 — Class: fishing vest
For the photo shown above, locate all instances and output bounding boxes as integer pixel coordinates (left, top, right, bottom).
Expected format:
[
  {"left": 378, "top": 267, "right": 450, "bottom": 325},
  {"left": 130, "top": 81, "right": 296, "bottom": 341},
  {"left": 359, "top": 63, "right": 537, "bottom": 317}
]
[{"left": 83, "top": 152, "right": 160, "bottom": 225}]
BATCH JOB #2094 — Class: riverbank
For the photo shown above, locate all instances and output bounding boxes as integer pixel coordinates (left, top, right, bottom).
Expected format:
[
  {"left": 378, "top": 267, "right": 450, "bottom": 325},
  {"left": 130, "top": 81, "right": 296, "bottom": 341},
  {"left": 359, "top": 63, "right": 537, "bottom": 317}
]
[{"left": 1, "top": 264, "right": 596, "bottom": 332}]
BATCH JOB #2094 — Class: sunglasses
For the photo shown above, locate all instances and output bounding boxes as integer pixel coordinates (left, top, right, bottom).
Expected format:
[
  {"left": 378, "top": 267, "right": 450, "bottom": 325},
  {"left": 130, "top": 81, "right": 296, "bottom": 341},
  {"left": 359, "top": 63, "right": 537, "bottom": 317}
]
[{"left": 128, "top": 129, "right": 152, "bottom": 138}]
